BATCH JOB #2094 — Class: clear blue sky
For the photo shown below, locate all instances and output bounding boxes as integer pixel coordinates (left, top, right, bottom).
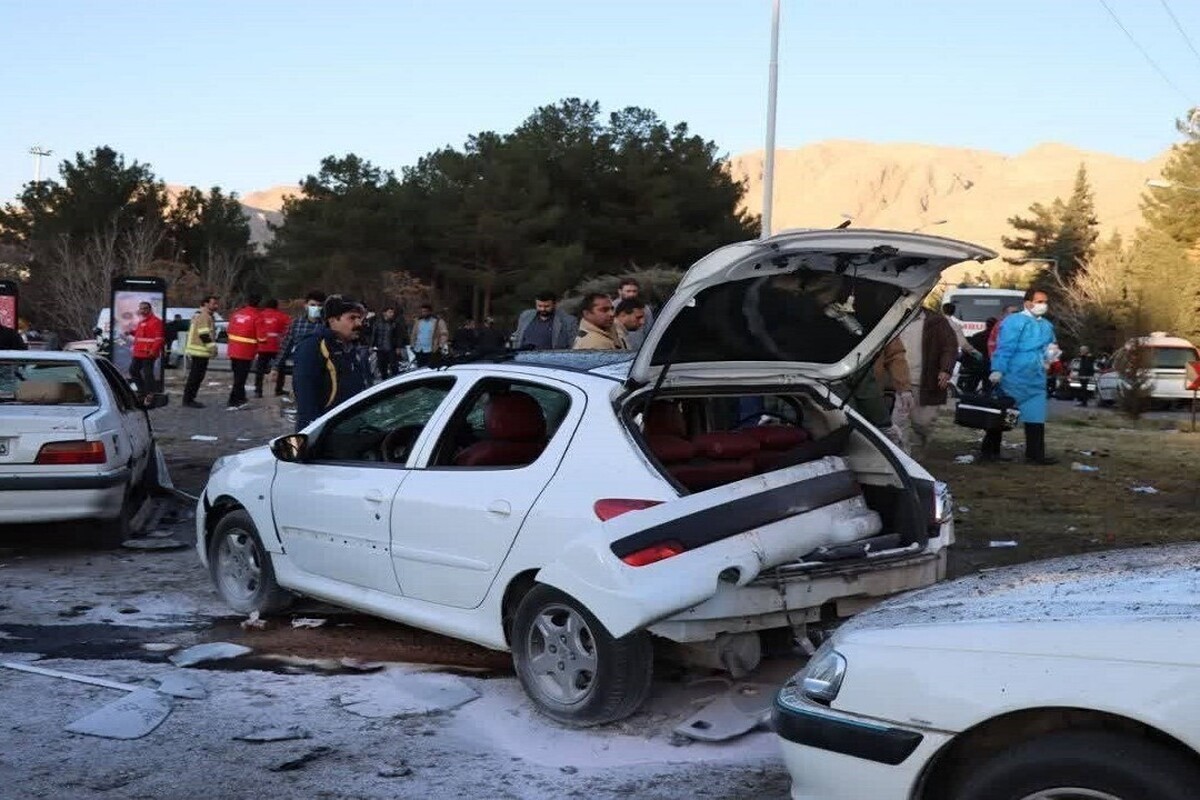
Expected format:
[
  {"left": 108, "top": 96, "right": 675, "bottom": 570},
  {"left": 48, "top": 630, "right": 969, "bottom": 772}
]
[{"left": 2, "top": 0, "right": 1198, "bottom": 203}]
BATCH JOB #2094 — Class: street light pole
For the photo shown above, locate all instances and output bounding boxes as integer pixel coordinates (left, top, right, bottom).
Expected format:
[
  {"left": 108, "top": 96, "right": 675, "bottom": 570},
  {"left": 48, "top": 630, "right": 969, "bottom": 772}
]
[
  {"left": 29, "top": 146, "right": 52, "bottom": 183},
  {"left": 1146, "top": 178, "right": 1200, "bottom": 193},
  {"left": 760, "top": 0, "right": 781, "bottom": 239}
]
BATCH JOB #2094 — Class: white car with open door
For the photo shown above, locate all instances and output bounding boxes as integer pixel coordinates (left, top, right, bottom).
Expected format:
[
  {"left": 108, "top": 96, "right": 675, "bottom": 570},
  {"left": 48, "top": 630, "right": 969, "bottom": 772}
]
[
  {"left": 197, "top": 229, "right": 994, "bottom": 725},
  {"left": 0, "top": 350, "right": 165, "bottom": 545}
]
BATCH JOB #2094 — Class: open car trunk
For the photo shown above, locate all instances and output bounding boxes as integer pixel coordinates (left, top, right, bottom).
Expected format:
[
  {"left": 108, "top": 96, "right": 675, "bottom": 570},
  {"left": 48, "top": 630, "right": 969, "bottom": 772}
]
[{"left": 624, "top": 385, "right": 938, "bottom": 574}]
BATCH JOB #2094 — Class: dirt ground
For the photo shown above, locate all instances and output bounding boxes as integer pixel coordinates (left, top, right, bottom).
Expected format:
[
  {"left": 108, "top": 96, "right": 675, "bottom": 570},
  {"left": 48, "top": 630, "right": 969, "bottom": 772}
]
[{"left": 3, "top": 370, "right": 1198, "bottom": 799}]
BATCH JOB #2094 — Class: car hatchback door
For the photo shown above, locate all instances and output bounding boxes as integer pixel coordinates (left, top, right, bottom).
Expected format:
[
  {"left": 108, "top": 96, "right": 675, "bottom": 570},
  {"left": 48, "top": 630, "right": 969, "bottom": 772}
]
[{"left": 390, "top": 374, "right": 584, "bottom": 609}]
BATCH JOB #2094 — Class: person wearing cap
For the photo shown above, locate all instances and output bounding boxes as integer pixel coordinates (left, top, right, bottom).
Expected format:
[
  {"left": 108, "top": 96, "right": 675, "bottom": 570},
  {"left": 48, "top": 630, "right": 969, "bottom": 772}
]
[{"left": 291, "top": 295, "right": 370, "bottom": 431}]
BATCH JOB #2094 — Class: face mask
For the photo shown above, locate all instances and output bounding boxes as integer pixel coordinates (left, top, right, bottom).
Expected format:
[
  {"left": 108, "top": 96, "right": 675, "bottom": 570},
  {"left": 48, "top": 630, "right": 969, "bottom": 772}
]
[
  {"left": 1031, "top": 302, "right": 1049, "bottom": 317},
  {"left": 306, "top": 305, "right": 321, "bottom": 320}
]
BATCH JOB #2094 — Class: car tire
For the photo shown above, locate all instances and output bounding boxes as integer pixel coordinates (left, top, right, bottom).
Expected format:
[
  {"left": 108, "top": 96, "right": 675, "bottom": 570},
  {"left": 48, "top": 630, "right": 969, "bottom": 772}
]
[
  {"left": 208, "top": 509, "right": 293, "bottom": 615},
  {"left": 953, "top": 729, "right": 1200, "bottom": 800},
  {"left": 511, "top": 584, "right": 653, "bottom": 727}
]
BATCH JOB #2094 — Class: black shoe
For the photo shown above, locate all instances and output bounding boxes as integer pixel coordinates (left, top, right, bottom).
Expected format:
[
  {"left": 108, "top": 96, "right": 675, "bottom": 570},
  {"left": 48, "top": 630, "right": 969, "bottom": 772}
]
[
  {"left": 980, "top": 452, "right": 1012, "bottom": 463},
  {"left": 184, "top": 400, "right": 205, "bottom": 409}
]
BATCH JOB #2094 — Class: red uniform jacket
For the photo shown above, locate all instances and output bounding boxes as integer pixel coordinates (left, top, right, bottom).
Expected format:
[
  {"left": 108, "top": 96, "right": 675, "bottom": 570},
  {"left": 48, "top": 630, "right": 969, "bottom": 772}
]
[
  {"left": 256, "top": 308, "right": 291, "bottom": 355},
  {"left": 226, "top": 306, "right": 261, "bottom": 361},
  {"left": 131, "top": 313, "right": 165, "bottom": 359}
]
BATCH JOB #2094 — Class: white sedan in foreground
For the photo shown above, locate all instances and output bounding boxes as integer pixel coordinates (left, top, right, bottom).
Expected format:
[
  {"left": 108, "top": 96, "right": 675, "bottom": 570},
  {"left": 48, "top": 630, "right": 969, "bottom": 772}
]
[
  {"left": 198, "top": 229, "right": 993, "bottom": 725},
  {"left": 0, "top": 350, "right": 165, "bottom": 545},
  {"left": 775, "top": 544, "right": 1200, "bottom": 800}
]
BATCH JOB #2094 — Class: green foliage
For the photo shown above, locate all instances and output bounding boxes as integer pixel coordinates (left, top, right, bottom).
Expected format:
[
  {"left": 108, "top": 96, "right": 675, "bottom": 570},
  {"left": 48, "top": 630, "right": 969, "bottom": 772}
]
[
  {"left": 1002, "top": 163, "right": 1099, "bottom": 287},
  {"left": 1142, "top": 107, "right": 1200, "bottom": 249},
  {"left": 267, "top": 99, "right": 757, "bottom": 321},
  {"left": 1116, "top": 337, "right": 1154, "bottom": 419}
]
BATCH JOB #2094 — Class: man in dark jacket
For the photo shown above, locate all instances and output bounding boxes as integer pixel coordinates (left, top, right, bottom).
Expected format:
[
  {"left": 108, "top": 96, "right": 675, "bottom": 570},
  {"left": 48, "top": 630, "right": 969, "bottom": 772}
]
[
  {"left": 895, "top": 307, "right": 958, "bottom": 458},
  {"left": 273, "top": 290, "right": 327, "bottom": 396},
  {"left": 0, "top": 323, "right": 27, "bottom": 350},
  {"left": 292, "top": 296, "right": 369, "bottom": 431},
  {"left": 1075, "top": 345, "right": 1097, "bottom": 407},
  {"left": 513, "top": 292, "right": 576, "bottom": 350},
  {"left": 370, "top": 306, "right": 405, "bottom": 379}
]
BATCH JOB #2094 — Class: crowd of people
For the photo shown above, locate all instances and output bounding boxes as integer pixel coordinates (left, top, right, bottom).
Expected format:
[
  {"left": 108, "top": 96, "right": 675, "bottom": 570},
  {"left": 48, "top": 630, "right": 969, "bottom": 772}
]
[{"left": 168, "top": 277, "right": 658, "bottom": 431}]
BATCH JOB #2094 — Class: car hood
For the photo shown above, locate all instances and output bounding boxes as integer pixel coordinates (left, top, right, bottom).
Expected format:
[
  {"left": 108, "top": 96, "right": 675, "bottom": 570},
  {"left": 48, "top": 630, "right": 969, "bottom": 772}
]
[
  {"left": 628, "top": 229, "right": 995, "bottom": 388},
  {"left": 835, "top": 544, "right": 1200, "bottom": 663}
]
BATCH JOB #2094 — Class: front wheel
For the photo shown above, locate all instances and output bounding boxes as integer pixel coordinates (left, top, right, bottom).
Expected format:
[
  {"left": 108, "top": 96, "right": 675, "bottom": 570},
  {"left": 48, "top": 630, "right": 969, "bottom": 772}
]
[
  {"left": 511, "top": 585, "right": 653, "bottom": 727},
  {"left": 954, "top": 729, "right": 1200, "bottom": 800},
  {"left": 208, "top": 510, "right": 293, "bottom": 614}
]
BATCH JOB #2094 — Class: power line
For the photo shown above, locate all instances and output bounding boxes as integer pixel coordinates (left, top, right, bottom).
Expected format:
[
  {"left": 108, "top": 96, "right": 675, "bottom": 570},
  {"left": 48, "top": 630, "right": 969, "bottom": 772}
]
[
  {"left": 1097, "top": 0, "right": 1194, "bottom": 104},
  {"left": 1158, "top": 0, "right": 1200, "bottom": 71}
]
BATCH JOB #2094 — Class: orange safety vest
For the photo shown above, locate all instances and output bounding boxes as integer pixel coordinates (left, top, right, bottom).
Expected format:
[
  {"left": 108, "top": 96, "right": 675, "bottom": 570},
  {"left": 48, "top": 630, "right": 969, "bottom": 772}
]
[
  {"left": 226, "top": 306, "right": 261, "bottom": 361},
  {"left": 256, "top": 308, "right": 290, "bottom": 354},
  {"left": 131, "top": 314, "right": 165, "bottom": 358}
]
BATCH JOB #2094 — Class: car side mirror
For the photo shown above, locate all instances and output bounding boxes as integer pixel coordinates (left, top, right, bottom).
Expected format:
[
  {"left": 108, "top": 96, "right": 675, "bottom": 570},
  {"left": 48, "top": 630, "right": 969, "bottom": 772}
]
[
  {"left": 270, "top": 433, "right": 308, "bottom": 463},
  {"left": 143, "top": 393, "right": 169, "bottom": 410}
]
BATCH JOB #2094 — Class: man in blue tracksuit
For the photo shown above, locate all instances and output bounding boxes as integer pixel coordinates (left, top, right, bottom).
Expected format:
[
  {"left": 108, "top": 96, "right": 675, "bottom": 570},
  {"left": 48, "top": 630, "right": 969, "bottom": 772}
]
[
  {"left": 292, "top": 296, "right": 370, "bottom": 431},
  {"left": 985, "top": 287, "right": 1059, "bottom": 465}
]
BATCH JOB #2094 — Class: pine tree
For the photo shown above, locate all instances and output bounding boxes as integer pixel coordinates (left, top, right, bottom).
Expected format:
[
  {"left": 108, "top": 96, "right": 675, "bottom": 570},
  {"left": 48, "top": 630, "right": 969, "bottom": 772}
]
[
  {"left": 1002, "top": 163, "right": 1099, "bottom": 288},
  {"left": 1142, "top": 107, "right": 1200, "bottom": 250}
]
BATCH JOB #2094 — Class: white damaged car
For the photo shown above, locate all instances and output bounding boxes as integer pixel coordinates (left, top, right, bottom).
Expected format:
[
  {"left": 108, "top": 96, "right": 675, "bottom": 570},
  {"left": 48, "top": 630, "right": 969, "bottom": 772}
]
[{"left": 197, "top": 229, "right": 994, "bottom": 725}]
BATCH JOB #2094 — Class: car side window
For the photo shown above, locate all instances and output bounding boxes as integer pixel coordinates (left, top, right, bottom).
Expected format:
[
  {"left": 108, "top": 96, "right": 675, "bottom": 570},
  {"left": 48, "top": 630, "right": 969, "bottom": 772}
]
[
  {"left": 429, "top": 378, "right": 571, "bottom": 469},
  {"left": 310, "top": 378, "right": 456, "bottom": 465},
  {"left": 93, "top": 358, "right": 138, "bottom": 412}
]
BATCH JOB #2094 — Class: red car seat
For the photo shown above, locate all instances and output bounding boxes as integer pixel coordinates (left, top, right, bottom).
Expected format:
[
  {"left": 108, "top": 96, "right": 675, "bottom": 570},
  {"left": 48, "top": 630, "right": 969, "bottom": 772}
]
[{"left": 455, "top": 392, "right": 548, "bottom": 467}]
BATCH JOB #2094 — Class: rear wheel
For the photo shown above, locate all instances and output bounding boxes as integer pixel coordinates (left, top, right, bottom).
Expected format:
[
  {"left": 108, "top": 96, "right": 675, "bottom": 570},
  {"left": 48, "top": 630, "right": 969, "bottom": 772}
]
[
  {"left": 208, "top": 510, "right": 293, "bottom": 614},
  {"left": 511, "top": 585, "right": 653, "bottom": 727},
  {"left": 953, "top": 730, "right": 1200, "bottom": 800}
]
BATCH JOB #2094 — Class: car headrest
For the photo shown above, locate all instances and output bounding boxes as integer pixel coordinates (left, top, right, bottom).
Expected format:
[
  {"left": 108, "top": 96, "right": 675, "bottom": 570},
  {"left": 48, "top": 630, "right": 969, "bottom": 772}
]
[
  {"left": 486, "top": 392, "right": 546, "bottom": 442},
  {"left": 643, "top": 401, "right": 686, "bottom": 438}
]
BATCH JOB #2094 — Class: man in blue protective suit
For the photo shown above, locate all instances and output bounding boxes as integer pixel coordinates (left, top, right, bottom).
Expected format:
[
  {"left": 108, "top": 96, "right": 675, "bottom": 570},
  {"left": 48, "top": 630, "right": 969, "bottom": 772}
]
[{"left": 984, "top": 287, "right": 1059, "bottom": 465}]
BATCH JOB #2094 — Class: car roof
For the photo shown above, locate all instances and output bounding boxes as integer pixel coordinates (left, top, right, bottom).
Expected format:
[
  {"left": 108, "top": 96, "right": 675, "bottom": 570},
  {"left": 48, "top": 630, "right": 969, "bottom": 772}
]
[
  {"left": 1132, "top": 334, "right": 1196, "bottom": 349},
  {"left": 407, "top": 350, "right": 634, "bottom": 385}
]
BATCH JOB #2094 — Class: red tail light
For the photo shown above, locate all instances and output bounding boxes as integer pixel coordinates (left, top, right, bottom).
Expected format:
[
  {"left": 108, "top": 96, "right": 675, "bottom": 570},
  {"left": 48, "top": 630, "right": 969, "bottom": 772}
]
[
  {"left": 35, "top": 440, "right": 106, "bottom": 465},
  {"left": 620, "top": 540, "right": 686, "bottom": 567},
  {"left": 593, "top": 498, "right": 663, "bottom": 521}
]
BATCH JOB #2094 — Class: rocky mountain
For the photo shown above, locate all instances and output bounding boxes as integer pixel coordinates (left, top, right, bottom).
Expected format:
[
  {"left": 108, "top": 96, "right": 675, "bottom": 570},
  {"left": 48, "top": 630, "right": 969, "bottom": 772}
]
[{"left": 729, "top": 140, "right": 1168, "bottom": 283}]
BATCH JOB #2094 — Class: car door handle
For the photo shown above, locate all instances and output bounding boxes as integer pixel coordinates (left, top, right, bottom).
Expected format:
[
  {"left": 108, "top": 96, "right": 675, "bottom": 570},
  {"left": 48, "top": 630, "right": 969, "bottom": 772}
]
[
  {"left": 486, "top": 500, "right": 512, "bottom": 516},
  {"left": 364, "top": 489, "right": 386, "bottom": 503}
]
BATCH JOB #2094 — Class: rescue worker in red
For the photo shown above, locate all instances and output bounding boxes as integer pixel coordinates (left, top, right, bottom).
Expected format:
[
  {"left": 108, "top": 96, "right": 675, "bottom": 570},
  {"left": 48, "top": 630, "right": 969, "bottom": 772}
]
[
  {"left": 129, "top": 301, "right": 164, "bottom": 397},
  {"left": 253, "top": 298, "right": 290, "bottom": 399},
  {"left": 225, "top": 294, "right": 261, "bottom": 409}
]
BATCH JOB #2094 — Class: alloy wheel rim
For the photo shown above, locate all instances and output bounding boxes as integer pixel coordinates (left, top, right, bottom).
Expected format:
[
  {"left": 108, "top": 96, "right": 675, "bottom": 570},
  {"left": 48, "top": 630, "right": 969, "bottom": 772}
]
[
  {"left": 216, "top": 529, "right": 262, "bottom": 605},
  {"left": 1018, "top": 790, "right": 1123, "bottom": 800},
  {"left": 524, "top": 603, "right": 598, "bottom": 706}
]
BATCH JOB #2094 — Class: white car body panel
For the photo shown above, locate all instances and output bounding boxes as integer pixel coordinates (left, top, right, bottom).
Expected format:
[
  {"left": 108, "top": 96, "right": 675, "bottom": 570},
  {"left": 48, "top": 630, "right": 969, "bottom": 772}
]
[
  {"left": 1095, "top": 334, "right": 1200, "bottom": 403},
  {"left": 776, "top": 543, "right": 1200, "bottom": 800},
  {"left": 0, "top": 350, "right": 153, "bottom": 525}
]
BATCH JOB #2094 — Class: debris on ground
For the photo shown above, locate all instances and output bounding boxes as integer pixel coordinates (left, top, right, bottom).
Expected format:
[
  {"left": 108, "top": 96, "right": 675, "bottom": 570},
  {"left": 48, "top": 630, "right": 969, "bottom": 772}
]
[
  {"left": 269, "top": 746, "right": 332, "bottom": 772},
  {"left": 234, "top": 725, "right": 312, "bottom": 743},
  {"left": 988, "top": 540, "right": 1019, "bottom": 548},
  {"left": 169, "top": 642, "right": 252, "bottom": 667},
  {"left": 1130, "top": 486, "right": 1161, "bottom": 495},
  {"left": 121, "top": 538, "right": 188, "bottom": 551},
  {"left": 1070, "top": 462, "right": 1100, "bottom": 473},
  {"left": 958, "top": 506, "right": 970, "bottom": 513},
  {"left": 155, "top": 673, "right": 208, "bottom": 700},
  {"left": 377, "top": 762, "right": 413, "bottom": 778},
  {"left": 338, "top": 671, "right": 480, "bottom": 719},
  {"left": 673, "top": 684, "right": 773, "bottom": 742},
  {"left": 954, "top": 455, "right": 975, "bottom": 464},
  {"left": 64, "top": 688, "right": 173, "bottom": 740},
  {"left": 291, "top": 618, "right": 326, "bottom": 629},
  {"left": 339, "top": 657, "right": 386, "bottom": 673},
  {"left": 1, "top": 661, "right": 141, "bottom": 693},
  {"left": 240, "top": 611, "right": 267, "bottom": 630},
  {"left": 141, "top": 643, "right": 179, "bottom": 654},
  {"left": 189, "top": 435, "right": 219, "bottom": 442}
]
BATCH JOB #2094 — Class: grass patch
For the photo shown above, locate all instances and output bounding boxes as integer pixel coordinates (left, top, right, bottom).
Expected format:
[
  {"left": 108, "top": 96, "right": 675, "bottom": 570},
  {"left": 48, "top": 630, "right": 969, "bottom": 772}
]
[{"left": 924, "top": 413, "right": 1200, "bottom": 577}]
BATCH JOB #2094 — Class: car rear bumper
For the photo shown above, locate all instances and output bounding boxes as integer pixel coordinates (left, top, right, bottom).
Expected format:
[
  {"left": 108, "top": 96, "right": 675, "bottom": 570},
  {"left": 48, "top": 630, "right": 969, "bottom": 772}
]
[
  {"left": 0, "top": 468, "right": 129, "bottom": 523},
  {"left": 650, "top": 535, "right": 948, "bottom": 642},
  {"left": 774, "top": 698, "right": 950, "bottom": 800}
]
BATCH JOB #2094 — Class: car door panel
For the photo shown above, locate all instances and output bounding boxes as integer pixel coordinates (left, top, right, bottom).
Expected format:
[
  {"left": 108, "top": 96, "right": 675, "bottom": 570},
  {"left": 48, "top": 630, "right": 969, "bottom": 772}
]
[
  {"left": 271, "top": 377, "right": 460, "bottom": 595},
  {"left": 390, "top": 376, "right": 585, "bottom": 609}
]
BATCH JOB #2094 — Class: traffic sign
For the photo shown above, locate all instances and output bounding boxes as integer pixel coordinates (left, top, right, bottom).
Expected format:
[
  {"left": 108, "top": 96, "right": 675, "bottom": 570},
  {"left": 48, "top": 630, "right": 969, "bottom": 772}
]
[{"left": 1187, "top": 361, "right": 1200, "bottom": 392}]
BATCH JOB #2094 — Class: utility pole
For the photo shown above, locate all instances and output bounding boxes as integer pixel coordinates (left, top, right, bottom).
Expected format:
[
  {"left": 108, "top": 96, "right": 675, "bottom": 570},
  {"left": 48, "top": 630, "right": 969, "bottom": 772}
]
[
  {"left": 760, "top": 0, "right": 781, "bottom": 239},
  {"left": 29, "top": 146, "right": 52, "bottom": 183}
]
